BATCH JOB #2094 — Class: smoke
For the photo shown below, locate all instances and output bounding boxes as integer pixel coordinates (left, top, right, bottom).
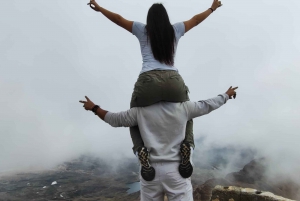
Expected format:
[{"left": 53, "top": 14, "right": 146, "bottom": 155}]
[{"left": 1, "top": 0, "right": 300, "bottom": 194}]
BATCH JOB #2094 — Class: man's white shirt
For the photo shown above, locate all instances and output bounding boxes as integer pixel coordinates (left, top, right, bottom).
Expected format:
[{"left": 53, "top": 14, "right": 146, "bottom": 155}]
[{"left": 104, "top": 94, "right": 229, "bottom": 162}]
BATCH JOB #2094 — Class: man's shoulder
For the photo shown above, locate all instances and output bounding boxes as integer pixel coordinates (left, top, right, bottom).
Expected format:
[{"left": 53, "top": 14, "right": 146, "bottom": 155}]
[{"left": 139, "top": 101, "right": 194, "bottom": 110}]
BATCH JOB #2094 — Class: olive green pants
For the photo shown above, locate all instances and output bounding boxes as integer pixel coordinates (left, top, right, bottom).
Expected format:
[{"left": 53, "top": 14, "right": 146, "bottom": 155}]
[{"left": 130, "top": 70, "right": 195, "bottom": 154}]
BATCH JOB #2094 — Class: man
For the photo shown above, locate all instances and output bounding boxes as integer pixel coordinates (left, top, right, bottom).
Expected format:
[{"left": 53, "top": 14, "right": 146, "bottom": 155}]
[{"left": 79, "top": 86, "right": 238, "bottom": 201}]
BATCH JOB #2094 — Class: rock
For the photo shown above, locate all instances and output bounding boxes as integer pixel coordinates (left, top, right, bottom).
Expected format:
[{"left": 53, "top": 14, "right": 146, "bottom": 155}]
[
  {"left": 224, "top": 158, "right": 300, "bottom": 200},
  {"left": 225, "top": 158, "right": 266, "bottom": 185},
  {"left": 211, "top": 185, "right": 296, "bottom": 201},
  {"left": 193, "top": 178, "right": 232, "bottom": 201}
]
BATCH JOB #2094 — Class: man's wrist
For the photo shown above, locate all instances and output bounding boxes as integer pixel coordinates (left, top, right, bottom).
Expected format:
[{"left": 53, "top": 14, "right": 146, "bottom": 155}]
[
  {"left": 92, "top": 105, "right": 100, "bottom": 115},
  {"left": 225, "top": 92, "right": 230, "bottom": 99},
  {"left": 218, "top": 93, "right": 229, "bottom": 103}
]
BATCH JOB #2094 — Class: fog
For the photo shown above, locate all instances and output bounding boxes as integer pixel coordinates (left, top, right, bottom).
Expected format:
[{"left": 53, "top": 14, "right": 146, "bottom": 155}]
[{"left": 1, "top": 0, "right": 299, "bottom": 186}]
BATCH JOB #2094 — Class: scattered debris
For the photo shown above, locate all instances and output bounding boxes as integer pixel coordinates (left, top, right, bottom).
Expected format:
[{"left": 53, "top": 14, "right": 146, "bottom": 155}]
[{"left": 51, "top": 181, "right": 57, "bottom": 185}]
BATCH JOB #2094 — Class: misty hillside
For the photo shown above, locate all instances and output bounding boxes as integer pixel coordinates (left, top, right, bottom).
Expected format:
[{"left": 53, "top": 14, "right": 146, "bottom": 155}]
[
  {"left": 0, "top": 155, "right": 140, "bottom": 201},
  {"left": 0, "top": 146, "right": 299, "bottom": 201}
]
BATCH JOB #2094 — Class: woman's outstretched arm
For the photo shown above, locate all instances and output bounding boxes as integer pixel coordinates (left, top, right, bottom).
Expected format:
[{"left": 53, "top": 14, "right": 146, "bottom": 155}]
[
  {"left": 184, "top": 0, "right": 222, "bottom": 33},
  {"left": 88, "top": 0, "right": 133, "bottom": 33}
]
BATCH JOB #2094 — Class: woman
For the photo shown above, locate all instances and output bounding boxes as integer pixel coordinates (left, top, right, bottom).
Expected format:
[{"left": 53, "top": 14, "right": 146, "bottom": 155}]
[{"left": 87, "top": 0, "right": 222, "bottom": 181}]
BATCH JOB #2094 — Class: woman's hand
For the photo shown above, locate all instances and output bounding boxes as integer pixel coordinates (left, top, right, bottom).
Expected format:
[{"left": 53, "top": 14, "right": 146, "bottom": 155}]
[
  {"left": 79, "top": 96, "right": 96, "bottom": 111},
  {"left": 211, "top": 0, "right": 222, "bottom": 11},
  {"left": 87, "top": 0, "right": 101, "bottom": 12},
  {"left": 225, "top": 86, "right": 238, "bottom": 99}
]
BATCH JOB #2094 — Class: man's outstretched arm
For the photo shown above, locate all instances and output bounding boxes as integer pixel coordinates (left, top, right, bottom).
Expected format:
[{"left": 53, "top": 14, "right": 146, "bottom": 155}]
[
  {"left": 187, "top": 86, "right": 238, "bottom": 119},
  {"left": 79, "top": 96, "right": 138, "bottom": 127},
  {"left": 104, "top": 110, "right": 138, "bottom": 127}
]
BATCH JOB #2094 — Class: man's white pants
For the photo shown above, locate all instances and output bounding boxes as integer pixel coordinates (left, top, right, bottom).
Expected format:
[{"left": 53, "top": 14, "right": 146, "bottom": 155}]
[{"left": 140, "top": 162, "right": 193, "bottom": 201}]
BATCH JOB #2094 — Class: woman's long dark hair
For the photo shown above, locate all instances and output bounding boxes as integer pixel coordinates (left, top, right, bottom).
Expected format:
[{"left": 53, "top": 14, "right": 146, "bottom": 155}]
[{"left": 146, "top": 4, "right": 175, "bottom": 66}]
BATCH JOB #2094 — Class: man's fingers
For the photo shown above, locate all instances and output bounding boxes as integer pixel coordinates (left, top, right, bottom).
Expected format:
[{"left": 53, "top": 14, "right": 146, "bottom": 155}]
[
  {"left": 232, "top": 86, "right": 238, "bottom": 90},
  {"left": 79, "top": 100, "right": 86, "bottom": 103},
  {"left": 85, "top": 96, "right": 90, "bottom": 101}
]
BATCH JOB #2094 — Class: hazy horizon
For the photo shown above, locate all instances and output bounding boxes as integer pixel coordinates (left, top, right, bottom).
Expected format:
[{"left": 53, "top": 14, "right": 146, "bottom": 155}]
[{"left": 1, "top": 0, "right": 300, "bottom": 187}]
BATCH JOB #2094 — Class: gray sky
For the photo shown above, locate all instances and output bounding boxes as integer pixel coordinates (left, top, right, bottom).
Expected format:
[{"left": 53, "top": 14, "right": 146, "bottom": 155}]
[{"left": 1, "top": 0, "right": 300, "bottom": 181}]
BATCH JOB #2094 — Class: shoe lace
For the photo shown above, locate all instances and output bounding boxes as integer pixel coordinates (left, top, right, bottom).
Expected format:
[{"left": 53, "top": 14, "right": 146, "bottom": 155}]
[
  {"left": 181, "top": 144, "right": 191, "bottom": 165},
  {"left": 138, "top": 148, "right": 151, "bottom": 168}
]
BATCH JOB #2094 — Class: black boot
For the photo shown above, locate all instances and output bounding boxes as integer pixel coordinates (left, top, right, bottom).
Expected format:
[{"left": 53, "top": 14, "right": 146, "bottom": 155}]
[
  {"left": 137, "top": 147, "right": 155, "bottom": 181},
  {"left": 179, "top": 142, "right": 193, "bottom": 178}
]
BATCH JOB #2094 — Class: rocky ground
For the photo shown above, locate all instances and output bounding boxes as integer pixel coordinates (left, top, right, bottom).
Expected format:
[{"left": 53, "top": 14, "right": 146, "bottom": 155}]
[
  {"left": 0, "top": 155, "right": 140, "bottom": 201},
  {"left": 193, "top": 158, "right": 300, "bottom": 200},
  {"left": 0, "top": 154, "right": 299, "bottom": 201}
]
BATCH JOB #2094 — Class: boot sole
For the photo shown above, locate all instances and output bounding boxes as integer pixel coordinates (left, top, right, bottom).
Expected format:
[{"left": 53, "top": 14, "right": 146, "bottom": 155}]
[
  {"left": 141, "top": 166, "right": 155, "bottom": 181},
  {"left": 179, "top": 161, "right": 193, "bottom": 178}
]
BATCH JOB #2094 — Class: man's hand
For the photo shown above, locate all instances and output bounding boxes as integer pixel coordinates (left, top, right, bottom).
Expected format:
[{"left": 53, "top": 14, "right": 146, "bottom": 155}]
[
  {"left": 87, "top": 0, "right": 101, "bottom": 12},
  {"left": 211, "top": 0, "right": 222, "bottom": 11},
  {"left": 79, "top": 96, "right": 96, "bottom": 111},
  {"left": 226, "top": 86, "right": 238, "bottom": 99}
]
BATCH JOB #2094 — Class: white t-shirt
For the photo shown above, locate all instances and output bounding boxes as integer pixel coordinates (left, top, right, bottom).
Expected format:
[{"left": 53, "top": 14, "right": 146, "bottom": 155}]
[{"left": 132, "top": 21, "right": 185, "bottom": 74}]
